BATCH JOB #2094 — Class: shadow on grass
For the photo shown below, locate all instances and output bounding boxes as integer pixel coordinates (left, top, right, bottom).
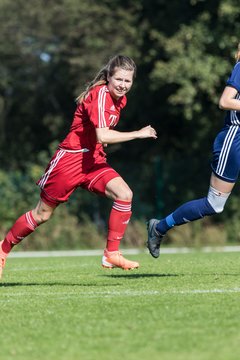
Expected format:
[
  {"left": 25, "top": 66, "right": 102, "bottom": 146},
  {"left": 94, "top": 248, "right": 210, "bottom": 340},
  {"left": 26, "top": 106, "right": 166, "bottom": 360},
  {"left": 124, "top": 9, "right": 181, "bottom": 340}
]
[
  {"left": 0, "top": 273, "right": 179, "bottom": 286},
  {"left": 101, "top": 272, "right": 240, "bottom": 278},
  {"left": 0, "top": 273, "right": 179, "bottom": 287},
  {"left": 101, "top": 273, "right": 180, "bottom": 279},
  {"left": 0, "top": 282, "right": 119, "bottom": 287}
]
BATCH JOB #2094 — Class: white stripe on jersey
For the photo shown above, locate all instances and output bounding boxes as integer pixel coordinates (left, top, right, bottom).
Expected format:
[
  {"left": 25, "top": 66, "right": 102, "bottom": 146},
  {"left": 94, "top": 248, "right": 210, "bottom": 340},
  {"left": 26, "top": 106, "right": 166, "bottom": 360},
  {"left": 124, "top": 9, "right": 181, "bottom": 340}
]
[
  {"left": 98, "top": 86, "right": 107, "bottom": 128},
  {"left": 230, "top": 93, "right": 240, "bottom": 125},
  {"left": 58, "top": 147, "right": 89, "bottom": 153},
  {"left": 216, "top": 125, "right": 238, "bottom": 176},
  {"left": 38, "top": 150, "right": 66, "bottom": 189},
  {"left": 88, "top": 168, "right": 113, "bottom": 191},
  {"left": 231, "top": 108, "right": 238, "bottom": 125}
]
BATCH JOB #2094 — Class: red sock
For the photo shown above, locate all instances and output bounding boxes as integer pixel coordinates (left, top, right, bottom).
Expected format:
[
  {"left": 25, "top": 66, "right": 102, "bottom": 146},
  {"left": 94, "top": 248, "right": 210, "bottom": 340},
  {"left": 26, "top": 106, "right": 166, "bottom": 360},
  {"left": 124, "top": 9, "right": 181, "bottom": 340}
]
[
  {"left": 1, "top": 211, "right": 38, "bottom": 254},
  {"left": 106, "top": 200, "right": 132, "bottom": 252}
]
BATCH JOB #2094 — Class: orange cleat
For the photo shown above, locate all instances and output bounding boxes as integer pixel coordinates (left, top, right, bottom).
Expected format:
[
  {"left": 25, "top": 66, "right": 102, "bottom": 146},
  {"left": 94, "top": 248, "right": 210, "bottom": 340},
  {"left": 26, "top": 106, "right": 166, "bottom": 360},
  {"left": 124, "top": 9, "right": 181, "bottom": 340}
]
[
  {"left": 0, "top": 240, "right": 7, "bottom": 279},
  {"left": 102, "top": 249, "right": 139, "bottom": 270}
]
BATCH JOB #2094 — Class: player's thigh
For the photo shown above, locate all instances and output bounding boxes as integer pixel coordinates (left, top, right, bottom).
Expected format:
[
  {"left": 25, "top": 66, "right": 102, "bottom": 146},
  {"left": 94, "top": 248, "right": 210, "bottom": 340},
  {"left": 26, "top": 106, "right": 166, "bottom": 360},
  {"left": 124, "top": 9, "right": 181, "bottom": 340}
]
[
  {"left": 82, "top": 161, "right": 132, "bottom": 200},
  {"left": 38, "top": 150, "right": 84, "bottom": 203}
]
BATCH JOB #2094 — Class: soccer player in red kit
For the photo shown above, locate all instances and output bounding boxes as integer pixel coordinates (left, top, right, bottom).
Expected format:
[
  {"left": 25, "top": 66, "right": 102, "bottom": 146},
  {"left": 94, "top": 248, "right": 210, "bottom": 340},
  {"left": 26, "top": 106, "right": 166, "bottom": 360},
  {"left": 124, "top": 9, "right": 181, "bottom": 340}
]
[{"left": 0, "top": 55, "right": 157, "bottom": 278}]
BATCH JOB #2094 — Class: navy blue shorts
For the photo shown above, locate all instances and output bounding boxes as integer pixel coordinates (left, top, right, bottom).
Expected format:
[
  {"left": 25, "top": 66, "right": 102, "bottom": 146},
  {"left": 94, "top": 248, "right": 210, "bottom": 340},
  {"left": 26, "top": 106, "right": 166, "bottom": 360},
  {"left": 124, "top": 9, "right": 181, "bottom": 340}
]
[{"left": 211, "top": 125, "right": 240, "bottom": 183}]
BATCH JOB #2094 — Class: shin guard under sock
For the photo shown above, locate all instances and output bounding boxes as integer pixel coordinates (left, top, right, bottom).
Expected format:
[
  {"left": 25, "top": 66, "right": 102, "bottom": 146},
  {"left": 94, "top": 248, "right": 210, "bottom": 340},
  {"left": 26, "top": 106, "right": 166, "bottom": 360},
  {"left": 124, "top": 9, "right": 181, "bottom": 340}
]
[
  {"left": 156, "top": 197, "right": 216, "bottom": 235},
  {"left": 2, "top": 211, "right": 38, "bottom": 254},
  {"left": 107, "top": 200, "right": 132, "bottom": 252}
]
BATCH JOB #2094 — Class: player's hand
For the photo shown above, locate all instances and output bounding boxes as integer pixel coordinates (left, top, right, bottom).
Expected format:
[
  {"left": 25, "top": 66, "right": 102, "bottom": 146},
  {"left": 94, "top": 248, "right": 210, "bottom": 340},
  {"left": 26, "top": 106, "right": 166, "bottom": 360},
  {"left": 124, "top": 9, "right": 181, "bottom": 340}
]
[{"left": 137, "top": 125, "right": 157, "bottom": 139}]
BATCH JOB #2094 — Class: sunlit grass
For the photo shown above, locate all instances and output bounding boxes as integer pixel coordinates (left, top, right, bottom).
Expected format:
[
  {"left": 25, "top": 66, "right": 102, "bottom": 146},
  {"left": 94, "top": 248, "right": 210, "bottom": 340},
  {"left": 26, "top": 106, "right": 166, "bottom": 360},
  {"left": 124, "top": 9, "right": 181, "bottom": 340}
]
[{"left": 1, "top": 251, "right": 240, "bottom": 360}]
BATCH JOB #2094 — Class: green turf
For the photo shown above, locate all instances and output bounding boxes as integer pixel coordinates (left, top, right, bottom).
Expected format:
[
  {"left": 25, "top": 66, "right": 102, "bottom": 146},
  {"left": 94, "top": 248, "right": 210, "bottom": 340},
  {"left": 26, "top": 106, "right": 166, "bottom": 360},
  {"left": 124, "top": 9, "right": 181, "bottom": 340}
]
[{"left": 1, "top": 251, "right": 240, "bottom": 360}]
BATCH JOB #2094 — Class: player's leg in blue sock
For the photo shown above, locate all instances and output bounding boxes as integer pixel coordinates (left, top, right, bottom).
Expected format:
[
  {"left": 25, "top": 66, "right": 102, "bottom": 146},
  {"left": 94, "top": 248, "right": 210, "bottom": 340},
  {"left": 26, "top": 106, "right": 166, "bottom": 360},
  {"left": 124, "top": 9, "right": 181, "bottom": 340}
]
[
  {"left": 156, "top": 186, "right": 231, "bottom": 235},
  {"left": 156, "top": 197, "right": 215, "bottom": 234}
]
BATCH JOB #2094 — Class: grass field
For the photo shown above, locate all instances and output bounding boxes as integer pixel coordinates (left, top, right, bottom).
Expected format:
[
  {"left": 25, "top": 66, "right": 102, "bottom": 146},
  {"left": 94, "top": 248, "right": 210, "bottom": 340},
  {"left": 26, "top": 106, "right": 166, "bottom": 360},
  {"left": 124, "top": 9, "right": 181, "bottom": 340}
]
[{"left": 1, "top": 250, "right": 240, "bottom": 360}]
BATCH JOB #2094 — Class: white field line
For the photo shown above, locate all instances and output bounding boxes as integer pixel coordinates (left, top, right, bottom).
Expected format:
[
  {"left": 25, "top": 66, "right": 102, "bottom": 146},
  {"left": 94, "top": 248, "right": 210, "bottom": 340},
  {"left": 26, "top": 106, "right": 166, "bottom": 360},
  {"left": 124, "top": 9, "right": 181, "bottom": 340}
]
[
  {"left": 8, "top": 246, "right": 240, "bottom": 259},
  {"left": 1, "top": 288, "right": 240, "bottom": 301}
]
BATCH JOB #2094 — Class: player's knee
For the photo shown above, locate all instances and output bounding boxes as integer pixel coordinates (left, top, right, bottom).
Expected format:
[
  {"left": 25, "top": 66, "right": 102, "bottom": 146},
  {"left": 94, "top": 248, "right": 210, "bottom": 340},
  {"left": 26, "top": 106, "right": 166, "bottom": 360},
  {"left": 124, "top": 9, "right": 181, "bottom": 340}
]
[
  {"left": 117, "top": 188, "right": 133, "bottom": 201},
  {"left": 33, "top": 208, "right": 53, "bottom": 224},
  {"left": 40, "top": 212, "right": 53, "bottom": 223},
  {"left": 207, "top": 186, "right": 230, "bottom": 214},
  {"left": 123, "top": 189, "right": 133, "bottom": 201}
]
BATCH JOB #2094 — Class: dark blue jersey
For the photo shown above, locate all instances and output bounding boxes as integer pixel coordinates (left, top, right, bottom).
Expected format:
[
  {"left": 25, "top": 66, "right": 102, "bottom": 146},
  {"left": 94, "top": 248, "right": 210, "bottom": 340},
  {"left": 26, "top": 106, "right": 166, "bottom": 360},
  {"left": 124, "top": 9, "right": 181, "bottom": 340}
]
[{"left": 224, "top": 62, "right": 240, "bottom": 126}]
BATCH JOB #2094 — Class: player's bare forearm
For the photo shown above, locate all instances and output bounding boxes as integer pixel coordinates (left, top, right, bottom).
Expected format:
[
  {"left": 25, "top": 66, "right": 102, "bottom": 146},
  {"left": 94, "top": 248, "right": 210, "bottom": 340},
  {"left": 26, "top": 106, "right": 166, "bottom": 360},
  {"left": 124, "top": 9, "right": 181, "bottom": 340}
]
[
  {"left": 219, "top": 86, "right": 240, "bottom": 111},
  {"left": 96, "top": 125, "right": 157, "bottom": 144}
]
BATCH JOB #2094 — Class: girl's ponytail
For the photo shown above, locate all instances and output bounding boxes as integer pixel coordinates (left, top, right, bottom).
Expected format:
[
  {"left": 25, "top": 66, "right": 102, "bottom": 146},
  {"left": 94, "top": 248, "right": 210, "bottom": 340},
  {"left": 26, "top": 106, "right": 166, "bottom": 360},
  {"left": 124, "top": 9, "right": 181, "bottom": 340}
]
[{"left": 76, "top": 55, "right": 136, "bottom": 104}]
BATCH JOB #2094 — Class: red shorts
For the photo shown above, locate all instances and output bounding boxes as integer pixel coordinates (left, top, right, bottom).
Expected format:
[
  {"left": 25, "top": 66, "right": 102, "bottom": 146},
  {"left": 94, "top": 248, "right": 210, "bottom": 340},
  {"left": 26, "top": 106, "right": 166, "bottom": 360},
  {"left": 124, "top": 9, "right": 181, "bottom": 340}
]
[{"left": 37, "top": 149, "right": 120, "bottom": 207}]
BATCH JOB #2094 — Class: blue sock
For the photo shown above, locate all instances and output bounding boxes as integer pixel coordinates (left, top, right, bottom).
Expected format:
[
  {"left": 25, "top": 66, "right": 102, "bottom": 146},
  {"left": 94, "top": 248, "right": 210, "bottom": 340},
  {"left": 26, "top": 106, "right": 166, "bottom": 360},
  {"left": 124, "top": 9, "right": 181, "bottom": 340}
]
[{"left": 156, "top": 197, "right": 216, "bottom": 234}]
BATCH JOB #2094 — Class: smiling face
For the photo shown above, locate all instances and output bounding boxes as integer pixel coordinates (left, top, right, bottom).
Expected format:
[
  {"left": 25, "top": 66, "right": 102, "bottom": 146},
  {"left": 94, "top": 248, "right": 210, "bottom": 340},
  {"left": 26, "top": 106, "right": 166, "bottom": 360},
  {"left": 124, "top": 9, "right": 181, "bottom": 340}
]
[{"left": 107, "top": 67, "right": 134, "bottom": 100}]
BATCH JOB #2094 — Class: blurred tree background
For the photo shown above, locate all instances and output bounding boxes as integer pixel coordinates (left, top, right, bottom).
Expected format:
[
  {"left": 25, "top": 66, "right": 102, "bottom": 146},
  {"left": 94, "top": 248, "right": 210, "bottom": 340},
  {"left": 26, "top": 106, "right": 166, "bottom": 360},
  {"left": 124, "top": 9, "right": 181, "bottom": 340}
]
[{"left": 0, "top": 0, "right": 240, "bottom": 249}]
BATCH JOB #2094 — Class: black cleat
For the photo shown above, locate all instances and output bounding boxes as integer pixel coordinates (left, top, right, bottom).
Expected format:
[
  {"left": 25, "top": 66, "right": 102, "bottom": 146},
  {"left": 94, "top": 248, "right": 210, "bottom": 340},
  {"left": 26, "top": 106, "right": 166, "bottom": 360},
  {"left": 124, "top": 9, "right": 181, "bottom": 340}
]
[{"left": 147, "top": 219, "right": 164, "bottom": 258}]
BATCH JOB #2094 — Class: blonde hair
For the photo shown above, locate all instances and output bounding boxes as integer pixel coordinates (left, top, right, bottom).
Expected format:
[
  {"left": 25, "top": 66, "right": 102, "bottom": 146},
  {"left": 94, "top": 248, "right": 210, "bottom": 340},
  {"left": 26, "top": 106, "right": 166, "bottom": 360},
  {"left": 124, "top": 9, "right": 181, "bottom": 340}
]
[
  {"left": 235, "top": 42, "right": 240, "bottom": 62},
  {"left": 76, "top": 55, "right": 136, "bottom": 104}
]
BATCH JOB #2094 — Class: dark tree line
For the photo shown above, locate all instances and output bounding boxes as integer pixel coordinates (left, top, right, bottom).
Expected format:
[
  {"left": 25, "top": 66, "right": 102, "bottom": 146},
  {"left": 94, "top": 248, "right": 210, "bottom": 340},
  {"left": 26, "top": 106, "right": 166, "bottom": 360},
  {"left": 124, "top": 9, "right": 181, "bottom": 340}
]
[{"left": 0, "top": 0, "right": 240, "bottom": 243}]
